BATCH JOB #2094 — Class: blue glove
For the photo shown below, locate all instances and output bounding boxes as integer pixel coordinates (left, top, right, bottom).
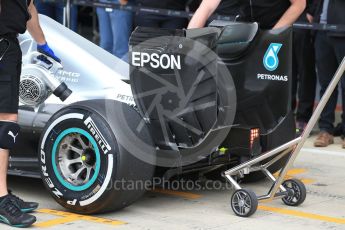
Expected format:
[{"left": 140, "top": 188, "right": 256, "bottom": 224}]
[{"left": 37, "top": 43, "right": 61, "bottom": 63}]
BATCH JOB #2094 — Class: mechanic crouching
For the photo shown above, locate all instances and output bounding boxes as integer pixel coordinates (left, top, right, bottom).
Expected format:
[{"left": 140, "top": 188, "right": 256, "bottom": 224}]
[{"left": 0, "top": 0, "right": 60, "bottom": 227}]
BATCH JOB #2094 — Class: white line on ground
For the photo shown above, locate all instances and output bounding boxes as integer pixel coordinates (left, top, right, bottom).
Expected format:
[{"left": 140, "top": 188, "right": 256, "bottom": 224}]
[{"left": 301, "top": 148, "right": 345, "bottom": 157}]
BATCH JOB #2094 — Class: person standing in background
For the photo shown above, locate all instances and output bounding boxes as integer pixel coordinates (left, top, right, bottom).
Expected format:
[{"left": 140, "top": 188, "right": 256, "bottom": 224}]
[
  {"left": 34, "top": 0, "right": 78, "bottom": 32},
  {"left": 96, "top": 0, "right": 134, "bottom": 59},
  {"left": 136, "top": 0, "right": 188, "bottom": 29},
  {"left": 292, "top": 0, "right": 317, "bottom": 136},
  {"left": 188, "top": 0, "right": 306, "bottom": 29},
  {"left": 310, "top": 0, "right": 345, "bottom": 147}
]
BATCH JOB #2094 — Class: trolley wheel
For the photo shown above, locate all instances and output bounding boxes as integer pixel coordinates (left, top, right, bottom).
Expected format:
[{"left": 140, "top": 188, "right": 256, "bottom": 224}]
[
  {"left": 231, "top": 189, "right": 258, "bottom": 217},
  {"left": 282, "top": 179, "right": 307, "bottom": 206}
]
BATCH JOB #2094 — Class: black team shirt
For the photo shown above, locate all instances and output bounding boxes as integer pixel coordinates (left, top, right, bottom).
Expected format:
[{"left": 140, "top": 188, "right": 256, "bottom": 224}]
[
  {"left": 217, "top": 0, "right": 291, "bottom": 29},
  {"left": 0, "top": 0, "right": 31, "bottom": 35},
  {"left": 137, "top": 0, "right": 186, "bottom": 10}
]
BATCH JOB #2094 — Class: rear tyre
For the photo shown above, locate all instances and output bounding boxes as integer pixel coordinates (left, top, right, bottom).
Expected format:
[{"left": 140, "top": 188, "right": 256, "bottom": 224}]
[{"left": 39, "top": 100, "right": 155, "bottom": 214}]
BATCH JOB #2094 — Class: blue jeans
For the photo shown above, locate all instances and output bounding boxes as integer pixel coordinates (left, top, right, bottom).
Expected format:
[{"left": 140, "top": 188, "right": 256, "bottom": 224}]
[
  {"left": 96, "top": 6, "right": 133, "bottom": 59},
  {"left": 35, "top": 0, "right": 78, "bottom": 32},
  {"left": 315, "top": 31, "right": 345, "bottom": 134}
]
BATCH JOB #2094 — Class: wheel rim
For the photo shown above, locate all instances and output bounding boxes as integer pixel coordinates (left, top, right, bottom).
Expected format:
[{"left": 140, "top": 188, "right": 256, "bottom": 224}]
[
  {"left": 283, "top": 181, "right": 301, "bottom": 205},
  {"left": 232, "top": 191, "right": 252, "bottom": 216},
  {"left": 52, "top": 128, "right": 101, "bottom": 192}
]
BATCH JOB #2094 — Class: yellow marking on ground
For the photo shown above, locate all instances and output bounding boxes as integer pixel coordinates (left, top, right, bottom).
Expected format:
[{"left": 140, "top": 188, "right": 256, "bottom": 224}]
[
  {"left": 273, "top": 168, "right": 315, "bottom": 184},
  {"left": 285, "top": 168, "right": 307, "bottom": 175},
  {"left": 152, "top": 188, "right": 202, "bottom": 199},
  {"left": 78, "top": 216, "right": 125, "bottom": 226},
  {"left": 276, "top": 175, "right": 315, "bottom": 185},
  {"left": 259, "top": 205, "right": 345, "bottom": 224},
  {"left": 35, "top": 209, "right": 126, "bottom": 227},
  {"left": 34, "top": 216, "right": 80, "bottom": 228},
  {"left": 273, "top": 168, "right": 307, "bottom": 178},
  {"left": 300, "top": 178, "right": 316, "bottom": 185},
  {"left": 37, "top": 209, "right": 66, "bottom": 216}
]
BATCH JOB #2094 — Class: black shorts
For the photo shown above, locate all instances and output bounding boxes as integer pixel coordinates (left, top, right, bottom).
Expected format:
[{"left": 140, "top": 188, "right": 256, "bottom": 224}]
[{"left": 0, "top": 35, "right": 22, "bottom": 114}]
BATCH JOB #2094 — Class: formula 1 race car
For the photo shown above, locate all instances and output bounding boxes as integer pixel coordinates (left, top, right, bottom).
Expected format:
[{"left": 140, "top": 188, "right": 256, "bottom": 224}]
[{"left": 12, "top": 15, "right": 295, "bottom": 214}]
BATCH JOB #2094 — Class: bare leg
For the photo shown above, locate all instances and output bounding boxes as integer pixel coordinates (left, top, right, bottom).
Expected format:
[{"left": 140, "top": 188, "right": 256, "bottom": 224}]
[
  {"left": 0, "top": 113, "right": 18, "bottom": 197},
  {"left": 0, "top": 149, "right": 9, "bottom": 197}
]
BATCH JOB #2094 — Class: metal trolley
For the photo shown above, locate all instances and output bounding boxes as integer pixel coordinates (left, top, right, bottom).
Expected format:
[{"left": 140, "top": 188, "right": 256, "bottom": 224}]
[{"left": 225, "top": 57, "right": 345, "bottom": 217}]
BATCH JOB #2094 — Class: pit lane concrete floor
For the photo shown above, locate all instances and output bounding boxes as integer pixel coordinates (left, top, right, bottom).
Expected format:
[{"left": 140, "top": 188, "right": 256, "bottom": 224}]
[{"left": 3, "top": 135, "right": 345, "bottom": 230}]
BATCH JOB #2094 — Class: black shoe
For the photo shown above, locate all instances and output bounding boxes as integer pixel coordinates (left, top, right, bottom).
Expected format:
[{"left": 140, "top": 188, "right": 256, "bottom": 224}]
[
  {"left": 8, "top": 191, "right": 39, "bottom": 213},
  {"left": 334, "top": 123, "right": 343, "bottom": 137},
  {"left": 0, "top": 196, "right": 36, "bottom": 228}
]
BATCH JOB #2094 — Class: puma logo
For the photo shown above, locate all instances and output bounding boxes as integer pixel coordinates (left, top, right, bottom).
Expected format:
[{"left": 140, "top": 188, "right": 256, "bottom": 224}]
[{"left": 8, "top": 131, "right": 18, "bottom": 143}]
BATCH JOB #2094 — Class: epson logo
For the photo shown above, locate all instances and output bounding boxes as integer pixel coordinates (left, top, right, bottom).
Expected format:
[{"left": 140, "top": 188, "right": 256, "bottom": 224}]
[{"left": 132, "top": 52, "right": 181, "bottom": 70}]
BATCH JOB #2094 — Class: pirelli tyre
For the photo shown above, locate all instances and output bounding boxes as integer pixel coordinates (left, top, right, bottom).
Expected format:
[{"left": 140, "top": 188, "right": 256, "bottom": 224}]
[{"left": 39, "top": 100, "right": 155, "bottom": 214}]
